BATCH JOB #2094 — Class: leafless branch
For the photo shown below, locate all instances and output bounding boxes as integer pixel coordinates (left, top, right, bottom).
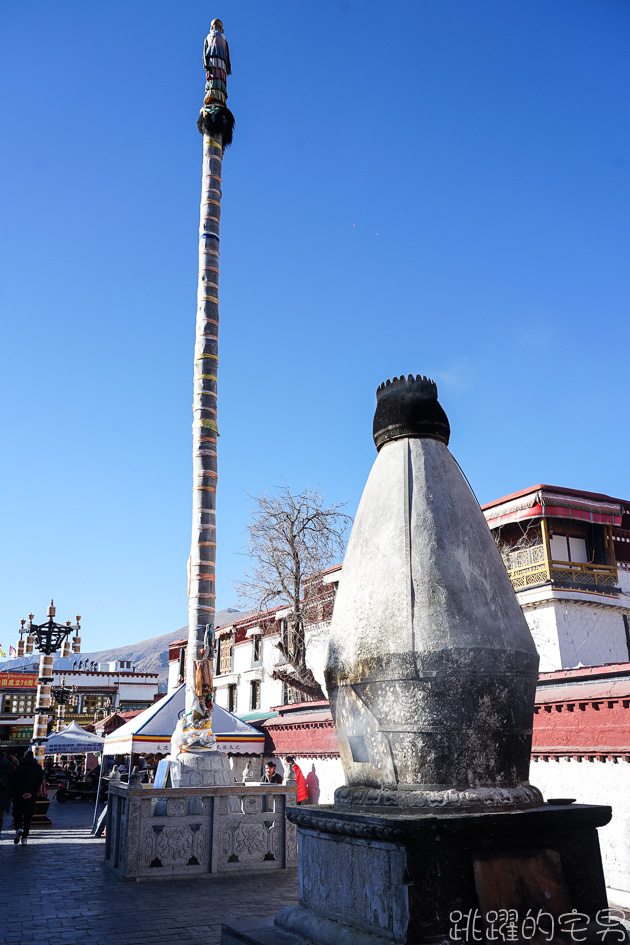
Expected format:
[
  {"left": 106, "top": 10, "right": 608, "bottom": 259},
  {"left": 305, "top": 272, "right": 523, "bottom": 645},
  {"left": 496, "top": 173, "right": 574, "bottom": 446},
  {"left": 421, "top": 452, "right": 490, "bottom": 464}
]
[{"left": 234, "top": 485, "right": 351, "bottom": 700}]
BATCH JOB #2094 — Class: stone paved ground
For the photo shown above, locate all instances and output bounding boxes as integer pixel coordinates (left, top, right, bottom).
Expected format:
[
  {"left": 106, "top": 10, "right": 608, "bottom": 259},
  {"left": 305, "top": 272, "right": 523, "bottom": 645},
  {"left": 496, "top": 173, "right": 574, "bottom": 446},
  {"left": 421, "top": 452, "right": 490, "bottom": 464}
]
[{"left": 0, "top": 792, "right": 298, "bottom": 945}]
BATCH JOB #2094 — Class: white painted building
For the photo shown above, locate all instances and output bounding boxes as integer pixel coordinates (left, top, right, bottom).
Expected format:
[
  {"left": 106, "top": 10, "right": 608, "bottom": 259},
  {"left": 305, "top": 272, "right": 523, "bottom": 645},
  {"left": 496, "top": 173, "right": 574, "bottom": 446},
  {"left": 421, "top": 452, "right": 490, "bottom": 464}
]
[
  {"left": 167, "top": 567, "right": 340, "bottom": 719},
  {"left": 482, "top": 485, "right": 630, "bottom": 672},
  {"left": 0, "top": 661, "right": 160, "bottom": 750}
]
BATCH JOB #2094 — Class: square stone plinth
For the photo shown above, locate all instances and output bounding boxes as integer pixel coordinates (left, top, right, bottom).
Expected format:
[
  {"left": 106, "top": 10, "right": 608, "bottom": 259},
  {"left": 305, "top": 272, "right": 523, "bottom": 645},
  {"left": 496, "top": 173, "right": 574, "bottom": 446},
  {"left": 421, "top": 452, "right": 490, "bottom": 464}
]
[
  {"left": 105, "top": 782, "right": 297, "bottom": 880},
  {"left": 222, "top": 803, "right": 618, "bottom": 945}
]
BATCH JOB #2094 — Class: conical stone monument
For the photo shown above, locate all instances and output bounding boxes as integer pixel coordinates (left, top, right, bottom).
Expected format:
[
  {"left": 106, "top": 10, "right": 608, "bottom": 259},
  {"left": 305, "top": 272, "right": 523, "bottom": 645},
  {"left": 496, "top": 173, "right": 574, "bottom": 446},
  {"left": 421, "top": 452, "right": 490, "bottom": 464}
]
[
  {"left": 326, "top": 374, "right": 542, "bottom": 812},
  {"left": 222, "top": 377, "right": 619, "bottom": 945}
]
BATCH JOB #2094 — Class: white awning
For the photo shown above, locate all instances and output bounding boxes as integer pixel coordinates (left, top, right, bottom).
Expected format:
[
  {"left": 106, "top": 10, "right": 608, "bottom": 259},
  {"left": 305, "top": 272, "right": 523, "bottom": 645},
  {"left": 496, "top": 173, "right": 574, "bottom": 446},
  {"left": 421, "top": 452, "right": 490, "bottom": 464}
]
[
  {"left": 102, "top": 684, "right": 265, "bottom": 757},
  {"left": 44, "top": 720, "right": 105, "bottom": 755}
]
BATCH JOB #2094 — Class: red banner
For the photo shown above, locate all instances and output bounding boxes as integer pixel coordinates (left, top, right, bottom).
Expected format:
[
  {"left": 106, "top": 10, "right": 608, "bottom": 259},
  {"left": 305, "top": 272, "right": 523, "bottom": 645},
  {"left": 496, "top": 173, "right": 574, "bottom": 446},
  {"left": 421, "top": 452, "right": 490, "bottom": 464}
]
[{"left": 0, "top": 673, "right": 38, "bottom": 689}]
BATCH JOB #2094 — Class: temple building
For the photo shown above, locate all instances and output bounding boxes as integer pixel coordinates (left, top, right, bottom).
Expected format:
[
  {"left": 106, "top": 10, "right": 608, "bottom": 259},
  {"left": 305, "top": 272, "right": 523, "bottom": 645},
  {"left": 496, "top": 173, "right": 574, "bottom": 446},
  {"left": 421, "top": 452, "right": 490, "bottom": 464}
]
[
  {"left": 0, "top": 662, "right": 160, "bottom": 751},
  {"left": 482, "top": 484, "right": 630, "bottom": 670},
  {"left": 169, "top": 484, "right": 630, "bottom": 717},
  {"left": 167, "top": 565, "right": 340, "bottom": 714}
]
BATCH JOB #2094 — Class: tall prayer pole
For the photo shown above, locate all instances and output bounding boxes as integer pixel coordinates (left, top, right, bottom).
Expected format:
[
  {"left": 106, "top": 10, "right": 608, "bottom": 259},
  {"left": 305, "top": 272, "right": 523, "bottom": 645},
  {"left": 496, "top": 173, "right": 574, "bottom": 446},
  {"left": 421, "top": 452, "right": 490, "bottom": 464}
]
[{"left": 173, "top": 21, "right": 234, "bottom": 784}]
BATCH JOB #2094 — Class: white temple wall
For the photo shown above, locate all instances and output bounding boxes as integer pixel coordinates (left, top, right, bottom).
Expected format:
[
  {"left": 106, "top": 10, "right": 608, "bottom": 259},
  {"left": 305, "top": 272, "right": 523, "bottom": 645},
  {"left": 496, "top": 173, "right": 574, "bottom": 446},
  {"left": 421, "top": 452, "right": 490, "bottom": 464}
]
[
  {"left": 292, "top": 755, "right": 343, "bottom": 805},
  {"left": 167, "top": 659, "right": 180, "bottom": 692},
  {"left": 553, "top": 601, "right": 629, "bottom": 668},
  {"left": 531, "top": 757, "right": 630, "bottom": 907},
  {"left": 523, "top": 599, "right": 629, "bottom": 671},
  {"left": 214, "top": 634, "right": 284, "bottom": 715},
  {"left": 616, "top": 564, "right": 630, "bottom": 596},
  {"left": 225, "top": 754, "right": 343, "bottom": 805},
  {"left": 304, "top": 624, "right": 329, "bottom": 695},
  {"left": 214, "top": 628, "right": 331, "bottom": 717},
  {"left": 116, "top": 681, "right": 159, "bottom": 702},
  {"left": 522, "top": 603, "right": 562, "bottom": 671}
]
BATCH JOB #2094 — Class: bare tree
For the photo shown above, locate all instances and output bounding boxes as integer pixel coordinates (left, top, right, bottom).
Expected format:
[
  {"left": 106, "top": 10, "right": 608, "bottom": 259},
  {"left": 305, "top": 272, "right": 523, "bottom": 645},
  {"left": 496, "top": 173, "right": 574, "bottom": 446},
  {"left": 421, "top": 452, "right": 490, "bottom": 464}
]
[{"left": 235, "top": 486, "right": 351, "bottom": 700}]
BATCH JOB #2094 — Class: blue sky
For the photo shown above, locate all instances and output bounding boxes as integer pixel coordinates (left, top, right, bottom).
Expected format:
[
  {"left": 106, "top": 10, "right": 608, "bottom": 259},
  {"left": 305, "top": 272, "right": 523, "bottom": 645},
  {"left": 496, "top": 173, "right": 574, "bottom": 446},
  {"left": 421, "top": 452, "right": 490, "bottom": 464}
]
[{"left": 1, "top": 1, "right": 628, "bottom": 652}]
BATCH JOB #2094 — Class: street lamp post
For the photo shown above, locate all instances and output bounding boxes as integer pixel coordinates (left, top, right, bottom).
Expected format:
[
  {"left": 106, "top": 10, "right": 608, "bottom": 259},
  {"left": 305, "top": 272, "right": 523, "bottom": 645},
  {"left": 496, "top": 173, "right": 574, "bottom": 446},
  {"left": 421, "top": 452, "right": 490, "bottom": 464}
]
[
  {"left": 93, "top": 697, "right": 112, "bottom": 726},
  {"left": 17, "top": 600, "right": 82, "bottom": 765},
  {"left": 51, "top": 679, "right": 78, "bottom": 733}
]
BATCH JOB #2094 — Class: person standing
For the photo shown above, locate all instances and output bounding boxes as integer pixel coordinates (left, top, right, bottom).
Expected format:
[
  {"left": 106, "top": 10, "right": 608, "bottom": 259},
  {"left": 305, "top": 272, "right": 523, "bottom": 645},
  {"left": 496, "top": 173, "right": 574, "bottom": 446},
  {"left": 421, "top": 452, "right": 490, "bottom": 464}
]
[
  {"left": 286, "top": 756, "right": 308, "bottom": 805},
  {"left": 13, "top": 750, "right": 44, "bottom": 845},
  {"left": 0, "top": 749, "right": 15, "bottom": 839}
]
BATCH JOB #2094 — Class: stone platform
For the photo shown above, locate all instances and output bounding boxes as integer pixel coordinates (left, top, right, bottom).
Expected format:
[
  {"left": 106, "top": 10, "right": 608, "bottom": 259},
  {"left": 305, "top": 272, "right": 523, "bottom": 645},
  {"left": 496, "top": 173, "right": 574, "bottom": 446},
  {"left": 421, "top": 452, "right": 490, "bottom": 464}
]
[
  {"left": 106, "top": 780, "right": 297, "bottom": 880},
  {"left": 222, "top": 802, "right": 621, "bottom": 945}
]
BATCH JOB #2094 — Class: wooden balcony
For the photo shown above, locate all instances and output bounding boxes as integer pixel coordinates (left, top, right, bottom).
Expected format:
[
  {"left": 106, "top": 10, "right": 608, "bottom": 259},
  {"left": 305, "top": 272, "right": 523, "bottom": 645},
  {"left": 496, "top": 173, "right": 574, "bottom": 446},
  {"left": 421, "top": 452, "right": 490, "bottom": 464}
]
[
  {"left": 549, "top": 560, "right": 618, "bottom": 590},
  {"left": 506, "top": 544, "right": 618, "bottom": 593}
]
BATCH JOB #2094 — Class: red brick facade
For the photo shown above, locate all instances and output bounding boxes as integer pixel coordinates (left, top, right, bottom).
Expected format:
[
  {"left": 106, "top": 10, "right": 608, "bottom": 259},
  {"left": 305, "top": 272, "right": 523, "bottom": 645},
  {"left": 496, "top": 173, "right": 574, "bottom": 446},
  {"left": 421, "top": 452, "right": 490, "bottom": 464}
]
[
  {"left": 532, "top": 663, "right": 630, "bottom": 761},
  {"left": 260, "top": 702, "right": 337, "bottom": 758}
]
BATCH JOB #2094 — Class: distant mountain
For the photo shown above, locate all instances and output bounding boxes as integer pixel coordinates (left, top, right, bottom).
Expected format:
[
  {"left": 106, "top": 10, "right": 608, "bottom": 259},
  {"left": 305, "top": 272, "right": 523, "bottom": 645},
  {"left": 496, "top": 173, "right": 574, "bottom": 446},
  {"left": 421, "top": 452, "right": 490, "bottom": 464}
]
[{"left": 0, "top": 607, "right": 247, "bottom": 692}]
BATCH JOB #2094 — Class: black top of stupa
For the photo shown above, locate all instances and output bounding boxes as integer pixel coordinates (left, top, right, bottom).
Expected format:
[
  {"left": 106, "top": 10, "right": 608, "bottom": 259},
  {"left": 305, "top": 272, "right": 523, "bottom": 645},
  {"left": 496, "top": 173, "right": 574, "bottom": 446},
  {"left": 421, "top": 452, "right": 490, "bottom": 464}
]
[{"left": 373, "top": 374, "right": 451, "bottom": 450}]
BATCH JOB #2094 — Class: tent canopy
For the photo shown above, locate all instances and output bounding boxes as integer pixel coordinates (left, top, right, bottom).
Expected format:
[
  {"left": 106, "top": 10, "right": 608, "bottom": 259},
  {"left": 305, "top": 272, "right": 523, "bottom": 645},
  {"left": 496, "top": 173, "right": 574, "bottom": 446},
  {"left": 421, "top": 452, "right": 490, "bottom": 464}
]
[
  {"left": 44, "top": 720, "right": 105, "bottom": 755},
  {"left": 102, "top": 684, "right": 265, "bottom": 757}
]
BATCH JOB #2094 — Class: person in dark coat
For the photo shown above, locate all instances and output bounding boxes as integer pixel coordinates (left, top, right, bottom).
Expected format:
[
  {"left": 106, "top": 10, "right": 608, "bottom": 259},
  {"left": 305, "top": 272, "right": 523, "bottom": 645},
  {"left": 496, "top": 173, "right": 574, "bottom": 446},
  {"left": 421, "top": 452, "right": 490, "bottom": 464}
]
[
  {"left": 261, "top": 761, "right": 282, "bottom": 784},
  {"left": 0, "top": 749, "right": 15, "bottom": 838},
  {"left": 13, "top": 750, "right": 44, "bottom": 845}
]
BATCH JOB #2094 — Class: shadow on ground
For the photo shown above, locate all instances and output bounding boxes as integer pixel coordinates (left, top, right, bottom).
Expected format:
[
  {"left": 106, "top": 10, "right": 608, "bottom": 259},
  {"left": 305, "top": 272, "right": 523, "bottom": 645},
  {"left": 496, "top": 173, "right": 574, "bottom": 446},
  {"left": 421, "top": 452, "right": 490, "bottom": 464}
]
[{"left": 1, "top": 791, "right": 298, "bottom": 945}]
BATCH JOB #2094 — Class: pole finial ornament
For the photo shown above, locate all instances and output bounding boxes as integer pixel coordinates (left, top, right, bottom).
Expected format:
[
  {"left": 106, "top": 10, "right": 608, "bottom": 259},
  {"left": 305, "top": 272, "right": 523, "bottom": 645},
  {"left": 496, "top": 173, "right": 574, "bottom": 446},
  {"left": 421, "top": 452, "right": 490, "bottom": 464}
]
[{"left": 198, "top": 18, "right": 235, "bottom": 145}]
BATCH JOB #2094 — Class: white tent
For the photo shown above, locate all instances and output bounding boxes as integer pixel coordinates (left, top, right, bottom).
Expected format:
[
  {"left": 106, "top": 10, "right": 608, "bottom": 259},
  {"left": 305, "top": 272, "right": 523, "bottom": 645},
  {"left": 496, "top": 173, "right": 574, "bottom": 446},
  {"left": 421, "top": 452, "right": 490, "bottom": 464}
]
[
  {"left": 102, "top": 684, "right": 265, "bottom": 757},
  {"left": 44, "top": 720, "right": 105, "bottom": 754}
]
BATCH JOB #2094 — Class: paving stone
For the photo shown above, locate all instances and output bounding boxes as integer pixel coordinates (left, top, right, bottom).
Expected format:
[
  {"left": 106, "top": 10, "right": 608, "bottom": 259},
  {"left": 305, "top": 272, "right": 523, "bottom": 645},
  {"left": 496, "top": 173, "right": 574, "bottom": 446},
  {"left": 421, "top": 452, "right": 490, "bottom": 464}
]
[{"left": 0, "top": 794, "right": 298, "bottom": 945}]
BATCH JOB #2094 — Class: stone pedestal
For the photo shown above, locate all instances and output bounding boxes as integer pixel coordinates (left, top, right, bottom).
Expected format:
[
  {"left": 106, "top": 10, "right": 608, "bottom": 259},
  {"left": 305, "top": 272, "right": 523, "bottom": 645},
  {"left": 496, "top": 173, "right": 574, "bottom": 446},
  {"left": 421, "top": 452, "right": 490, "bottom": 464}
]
[
  {"left": 177, "top": 749, "right": 234, "bottom": 788},
  {"left": 105, "top": 781, "right": 297, "bottom": 881},
  {"left": 222, "top": 802, "right": 618, "bottom": 945}
]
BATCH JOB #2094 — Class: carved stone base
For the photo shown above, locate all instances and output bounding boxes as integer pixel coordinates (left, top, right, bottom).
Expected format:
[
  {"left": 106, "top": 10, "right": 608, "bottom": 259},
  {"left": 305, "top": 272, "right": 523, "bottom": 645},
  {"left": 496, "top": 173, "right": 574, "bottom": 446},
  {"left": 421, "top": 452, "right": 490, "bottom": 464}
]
[
  {"left": 177, "top": 750, "right": 234, "bottom": 788},
  {"left": 222, "top": 803, "right": 618, "bottom": 945},
  {"left": 334, "top": 782, "right": 543, "bottom": 813},
  {"left": 105, "top": 781, "right": 297, "bottom": 880}
]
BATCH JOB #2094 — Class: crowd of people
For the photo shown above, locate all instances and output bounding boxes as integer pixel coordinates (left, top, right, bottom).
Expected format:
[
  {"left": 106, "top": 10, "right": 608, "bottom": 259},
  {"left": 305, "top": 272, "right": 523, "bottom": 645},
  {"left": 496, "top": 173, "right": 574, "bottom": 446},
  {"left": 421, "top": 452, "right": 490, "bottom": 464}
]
[
  {"left": 45, "top": 757, "right": 90, "bottom": 782},
  {"left": 112, "top": 752, "right": 165, "bottom": 783},
  {"left": 0, "top": 746, "right": 313, "bottom": 849}
]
